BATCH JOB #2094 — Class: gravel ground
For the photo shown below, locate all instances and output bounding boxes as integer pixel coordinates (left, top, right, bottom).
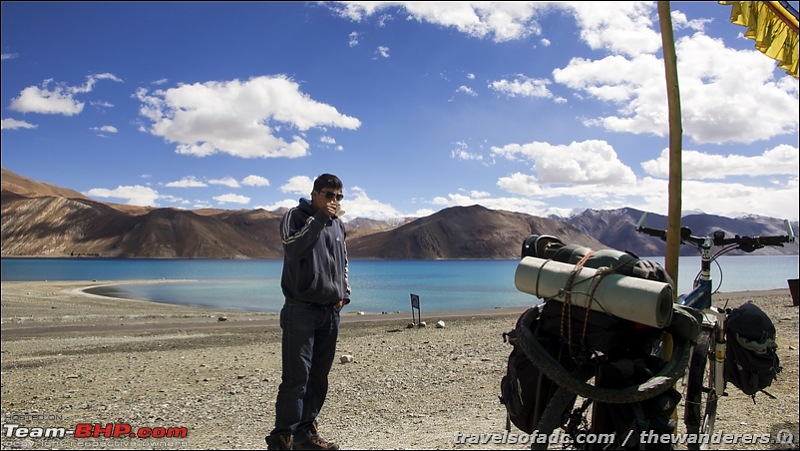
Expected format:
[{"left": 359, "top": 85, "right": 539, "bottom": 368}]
[{"left": 1, "top": 281, "right": 798, "bottom": 450}]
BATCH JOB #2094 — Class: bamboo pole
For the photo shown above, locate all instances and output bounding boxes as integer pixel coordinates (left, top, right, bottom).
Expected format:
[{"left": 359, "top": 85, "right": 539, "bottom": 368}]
[{"left": 658, "top": 1, "right": 683, "bottom": 290}]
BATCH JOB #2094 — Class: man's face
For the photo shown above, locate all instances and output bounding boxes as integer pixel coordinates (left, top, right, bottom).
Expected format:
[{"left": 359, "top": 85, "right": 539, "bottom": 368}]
[{"left": 312, "top": 188, "right": 343, "bottom": 211}]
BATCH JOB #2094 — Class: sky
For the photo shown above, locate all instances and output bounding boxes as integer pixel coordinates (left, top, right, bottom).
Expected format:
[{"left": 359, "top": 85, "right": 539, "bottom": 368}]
[{"left": 2, "top": 1, "right": 798, "bottom": 222}]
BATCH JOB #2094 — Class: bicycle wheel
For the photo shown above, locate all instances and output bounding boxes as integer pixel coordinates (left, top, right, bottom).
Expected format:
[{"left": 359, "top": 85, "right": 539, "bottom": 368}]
[
  {"left": 531, "top": 387, "right": 580, "bottom": 450},
  {"left": 531, "top": 366, "right": 596, "bottom": 451},
  {"left": 514, "top": 317, "right": 691, "bottom": 404},
  {"left": 684, "top": 328, "right": 718, "bottom": 450}
]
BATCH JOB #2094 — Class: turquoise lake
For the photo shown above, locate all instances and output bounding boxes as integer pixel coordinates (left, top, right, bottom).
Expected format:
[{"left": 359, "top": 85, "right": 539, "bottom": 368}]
[{"left": 2, "top": 256, "right": 797, "bottom": 313}]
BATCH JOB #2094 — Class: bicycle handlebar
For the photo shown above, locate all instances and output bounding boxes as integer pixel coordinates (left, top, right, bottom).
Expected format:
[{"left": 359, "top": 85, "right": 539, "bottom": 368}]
[{"left": 635, "top": 213, "right": 795, "bottom": 253}]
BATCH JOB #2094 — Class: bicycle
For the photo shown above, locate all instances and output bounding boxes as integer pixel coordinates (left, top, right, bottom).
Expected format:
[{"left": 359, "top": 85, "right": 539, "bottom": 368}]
[
  {"left": 634, "top": 213, "right": 795, "bottom": 450},
  {"left": 509, "top": 217, "right": 795, "bottom": 450}
]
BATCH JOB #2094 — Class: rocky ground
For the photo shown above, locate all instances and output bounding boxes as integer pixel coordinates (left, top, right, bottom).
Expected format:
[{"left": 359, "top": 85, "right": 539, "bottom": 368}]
[{"left": 1, "top": 281, "right": 798, "bottom": 450}]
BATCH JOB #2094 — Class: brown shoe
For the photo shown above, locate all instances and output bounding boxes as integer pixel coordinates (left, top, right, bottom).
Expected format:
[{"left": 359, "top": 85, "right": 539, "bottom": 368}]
[
  {"left": 265, "top": 433, "right": 293, "bottom": 450},
  {"left": 293, "top": 434, "right": 339, "bottom": 451},
  {"left": 293, "top": 422, "right": 338, "bottom": 450}
]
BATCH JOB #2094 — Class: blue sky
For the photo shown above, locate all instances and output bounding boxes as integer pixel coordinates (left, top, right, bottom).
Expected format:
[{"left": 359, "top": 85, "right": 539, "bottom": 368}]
[{"left": 2, "top": 2, "right": 798, "bottom": 222}]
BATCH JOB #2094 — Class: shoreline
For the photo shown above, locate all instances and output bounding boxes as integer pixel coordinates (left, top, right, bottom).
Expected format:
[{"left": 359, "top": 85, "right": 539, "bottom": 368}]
[
  {"left": 1, "top": 280, "right": 793, "bottom": 336},
  {"left": 2, "top": 279, "right": 789, "bottom": 339}
]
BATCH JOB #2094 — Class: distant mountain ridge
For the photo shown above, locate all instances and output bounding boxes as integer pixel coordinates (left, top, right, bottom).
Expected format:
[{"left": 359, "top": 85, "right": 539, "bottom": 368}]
[{"left": 2, "top": 168, "right": 797, "bottom": 259}]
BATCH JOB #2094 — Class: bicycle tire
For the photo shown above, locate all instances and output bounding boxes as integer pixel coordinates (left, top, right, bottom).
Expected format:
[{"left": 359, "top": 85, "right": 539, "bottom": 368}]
[
  {"left": 530, "top": 387, "right": 580, "bottom": 450},
  {"left": 513, "top": 311, "right": 691, "bottom": 404},
  {"left": 529, "top": 365, "right": 596, "bottom": 450},
  {"left": 684, "top": 329, "right": 718, "bottom": 450}
]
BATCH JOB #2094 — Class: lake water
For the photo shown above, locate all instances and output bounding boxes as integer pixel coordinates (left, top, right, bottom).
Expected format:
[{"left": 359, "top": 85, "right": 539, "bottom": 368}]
[{"left": 2, "top": 256, "right": 797, "bottom": 314}]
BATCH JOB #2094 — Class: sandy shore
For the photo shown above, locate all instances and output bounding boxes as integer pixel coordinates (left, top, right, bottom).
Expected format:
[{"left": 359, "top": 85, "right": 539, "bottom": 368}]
[{"left": 1, "top": 280, "right": 798, "bottom": 450}]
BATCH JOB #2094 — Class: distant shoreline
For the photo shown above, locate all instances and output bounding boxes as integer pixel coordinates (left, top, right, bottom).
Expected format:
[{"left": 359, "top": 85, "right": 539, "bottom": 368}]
[{"left": 2, "top": 279, "right": 794, "bottom": 323}]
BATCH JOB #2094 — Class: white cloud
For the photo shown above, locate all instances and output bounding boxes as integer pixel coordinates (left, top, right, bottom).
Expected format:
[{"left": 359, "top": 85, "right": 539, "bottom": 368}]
[
  {"left": 567, "top": 2, "right": 662, "bottom": 57},
  {"left": 348, "top": 31, "right": 360, "bottom": 47},
  {"left": 10, "top": 80, "right": 85, "bottom": 116},
  {"left": 336, "top": 186, "right": 404, "bottom": 221},
  {"left": 209, "top": 177, "right": 240, "bottom": 188},
  {"left": 456, "top": 86, "right": 477, "bottom": 97},
  {"left": 641, "top": 145, "right": 800, "bottom": 180},
  {"left": 553, "top": 32, "right": 799, "bottom": 145},
  {"left": 90, "top": 100, "right": 114, "bottom": 109},
  {"left": 135, "top": 75, "right": 361, "bottom": 159},
  {"left": 1, "top": 118, "right": 37, "bottom": 130},
  {"left": 90, "top": 125, "right": 118, "bottom": 134},
  {"left": 214, "top": 193, "right": 250, "bottom": 205},
  {"left": 242, "top": 175, "right": 269, "bottom": 187},
  {"left": 450, "top": 141, "right": 483, "bottom": 161},
  {"left": 492, "top": 139, "right": 637, "bottom": 186},
  {"left": 329, "top": 2, "right": 548, "bottom": 43},
  {"left": 489, "top": 75, "right": 552, "bottom": 99},
  {"left": 84, "top": 185, "right": 160, "bottom": 207},
  {"left": 281, "top": 175, "right": 314, "bottom": 195},
  {"left": 9, "top": 74, "right": 122, "bottom": 116},
  {"left": 165, "top": 176, "right": 207, "bottom": 188}
]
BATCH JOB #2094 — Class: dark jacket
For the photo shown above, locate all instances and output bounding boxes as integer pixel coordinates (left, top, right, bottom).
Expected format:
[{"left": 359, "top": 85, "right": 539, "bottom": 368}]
[{"left": 280, "top": 198, "right": 350, "bottom": 306}]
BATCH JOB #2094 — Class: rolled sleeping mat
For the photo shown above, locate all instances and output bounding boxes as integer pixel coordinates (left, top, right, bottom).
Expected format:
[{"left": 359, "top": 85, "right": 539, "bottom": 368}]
[{"left": 515, "top": 256, "right": 674, "bottom": 329}]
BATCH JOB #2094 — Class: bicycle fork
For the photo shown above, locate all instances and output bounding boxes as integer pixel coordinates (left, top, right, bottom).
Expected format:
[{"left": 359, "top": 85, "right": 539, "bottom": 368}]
[{"left": 710, "top": 309, "right": 727, "bottom": 398}]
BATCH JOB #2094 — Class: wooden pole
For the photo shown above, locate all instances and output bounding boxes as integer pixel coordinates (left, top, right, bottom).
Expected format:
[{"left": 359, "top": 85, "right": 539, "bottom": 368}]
[
  {"left": 658, "top": 1, "right": 683, "bottom": 291},
  {"left": 658, "top": 1, "right": 682, "bottom": 429}
]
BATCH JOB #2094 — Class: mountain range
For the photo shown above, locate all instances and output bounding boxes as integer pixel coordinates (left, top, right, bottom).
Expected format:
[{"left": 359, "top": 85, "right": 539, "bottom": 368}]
[{"left": 2, "top": 168, "right": 797, "bottom": 259}]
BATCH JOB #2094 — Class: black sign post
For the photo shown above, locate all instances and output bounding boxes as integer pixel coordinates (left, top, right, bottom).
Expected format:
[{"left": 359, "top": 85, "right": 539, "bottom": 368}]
[{"left": 410, "top": 293, "right": 421, "bottom": 326}]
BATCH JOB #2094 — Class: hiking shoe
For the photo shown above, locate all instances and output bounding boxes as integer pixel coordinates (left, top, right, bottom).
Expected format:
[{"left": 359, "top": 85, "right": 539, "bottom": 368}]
[
  {"left": 292, "top": 434, "right": 339, "bottom": 451},
  {"left": 265, "top": 433, "right": 293, "bottom": 450}
]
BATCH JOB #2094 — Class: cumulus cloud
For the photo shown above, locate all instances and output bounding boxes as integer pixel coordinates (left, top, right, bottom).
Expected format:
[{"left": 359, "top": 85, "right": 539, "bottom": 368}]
[
  {"left": 165, "top": 176, "right": 207, "bottom": 188},
  {"left": 489, "top": 75, "right": 552, "bottom": 99},
  {"left": 242, "top": 175, "right": 270, "bottom": 187},
  {"left": 492, "top": 139, "right": 637, "bottom": 186},
  {"left": 553, "top": 29, "right": 798, "bottom": 145},
  {"left": 1, "top": 118, "right": 37, "bottom": 130},
  {"left": 84, "top": 185, "right": 160, "bottom": 207},
  {"left": 9, "top": 74, "right": 122, "bottom": 116},
  {"left": 327, "top": 2, "right": 548, "bottom": 42},
  {"left": 214, "top": 193, "right": 250, "bottom": 205},
  {"left": 280, "top": 175, "right": 314, "bottom": 195},
  {"left": 641, "top": 145, "right": 800, "bottom": 180},
  {"left": 135, "top": 75, "right": 361, "bottom": 159},
  {"left": 209, "top": 177, "right": 240, "bottom": 188}
]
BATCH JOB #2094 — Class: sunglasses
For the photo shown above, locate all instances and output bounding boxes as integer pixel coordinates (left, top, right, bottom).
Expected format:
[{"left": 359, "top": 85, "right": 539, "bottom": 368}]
[{"left": 321, "top": 191, "right": 344, "bottom": 201}]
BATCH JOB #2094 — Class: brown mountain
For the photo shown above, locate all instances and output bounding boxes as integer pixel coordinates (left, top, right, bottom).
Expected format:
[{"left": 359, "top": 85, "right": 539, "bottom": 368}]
[
  {"left": 346, "top": 204, "right": 606, "bottom": 259},
  {"left": 0, "top": 168, "right": 605, "bottom": 259},
  {"left": 2, "top": 168, "right": 90, "bottom": 201},
  {"left": 2, "top": 168, "right": 796, "bottom": 259},
  {"left": 1, "top": 189, "right": 285, "bottom": 258}
]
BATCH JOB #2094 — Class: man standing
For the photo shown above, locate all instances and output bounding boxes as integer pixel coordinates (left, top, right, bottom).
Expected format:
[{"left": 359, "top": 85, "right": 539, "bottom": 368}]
[{"left": 266, "top": 173, "right": 350, "bottom": 450}]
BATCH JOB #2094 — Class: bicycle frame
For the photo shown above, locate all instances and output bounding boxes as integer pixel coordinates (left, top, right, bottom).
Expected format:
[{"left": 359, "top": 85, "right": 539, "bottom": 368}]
[
  {"left": 635, "top": 213, "right": 795, "bottom": 449},
  {"left": 675, "top": 236, "right": 727, "bottom": 400}
]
